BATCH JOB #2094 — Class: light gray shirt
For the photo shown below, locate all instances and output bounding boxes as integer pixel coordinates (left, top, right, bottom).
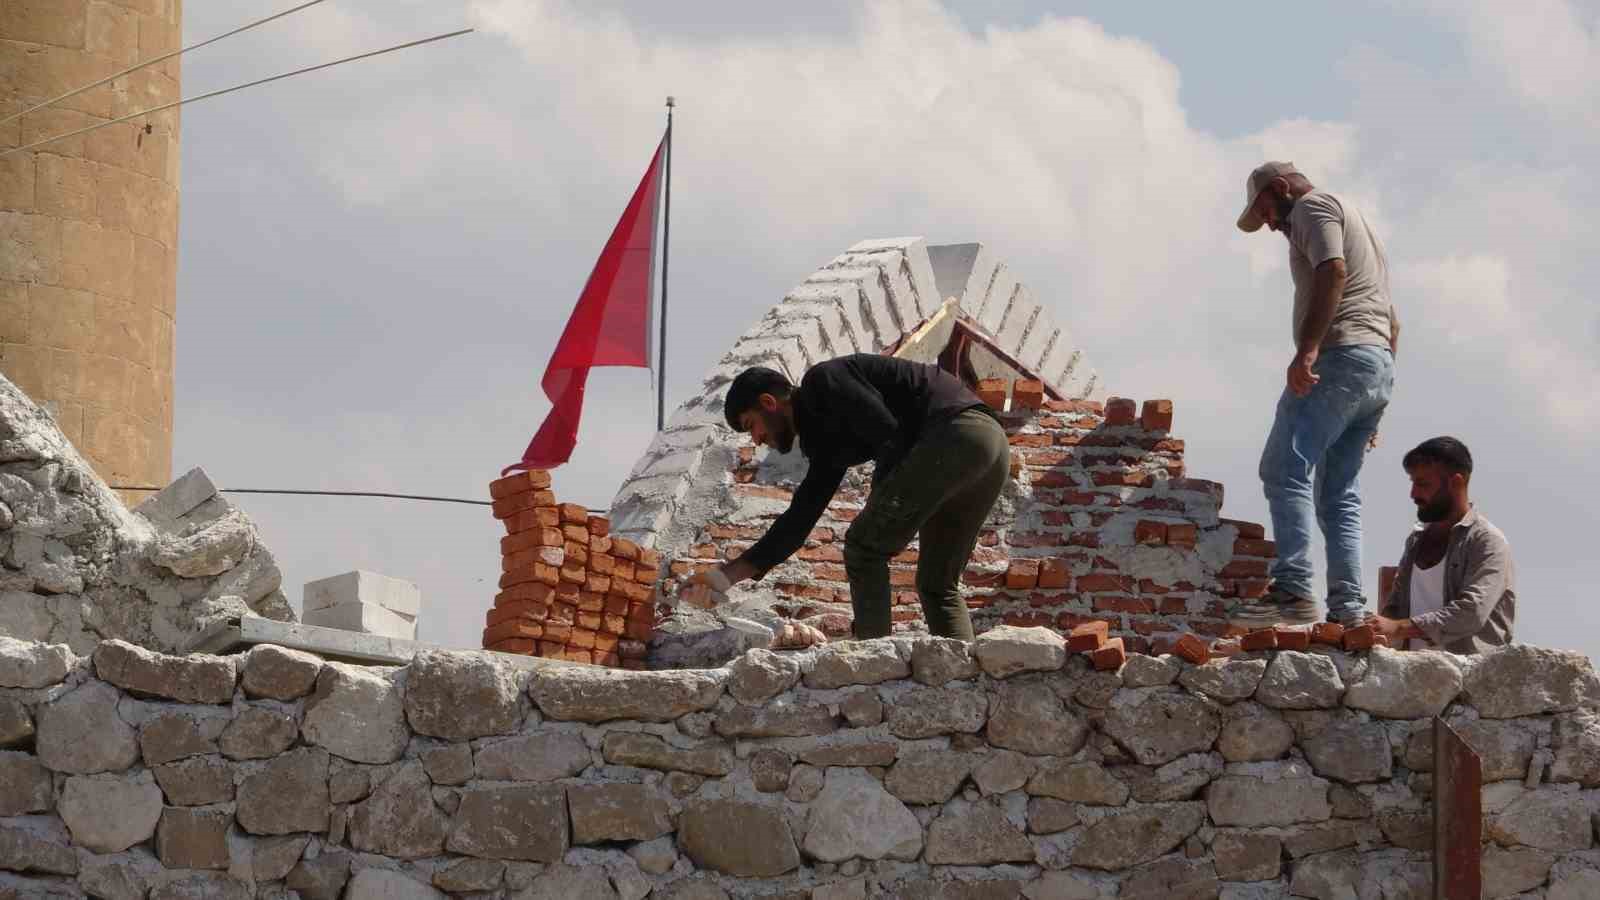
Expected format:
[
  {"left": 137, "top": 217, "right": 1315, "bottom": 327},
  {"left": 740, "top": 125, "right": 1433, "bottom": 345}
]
[
  {"left": 1287, "top": 191, "right": 1395, "bottom": 350},
  {"left": 1382, "top": 507, "right": 1516, "bottom": 655}
]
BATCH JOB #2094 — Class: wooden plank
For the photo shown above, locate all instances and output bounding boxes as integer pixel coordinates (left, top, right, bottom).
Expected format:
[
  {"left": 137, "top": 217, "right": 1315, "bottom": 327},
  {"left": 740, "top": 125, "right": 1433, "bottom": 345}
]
[{"left": 1433, "top": 716, "right": 1482, "bottom": 900}]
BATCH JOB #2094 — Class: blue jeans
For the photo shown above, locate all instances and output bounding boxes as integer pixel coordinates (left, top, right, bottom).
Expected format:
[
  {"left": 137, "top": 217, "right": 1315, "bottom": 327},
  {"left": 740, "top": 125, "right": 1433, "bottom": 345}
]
[{"left": 1258, "top": 344, "right": 1394, "bottom": 619}]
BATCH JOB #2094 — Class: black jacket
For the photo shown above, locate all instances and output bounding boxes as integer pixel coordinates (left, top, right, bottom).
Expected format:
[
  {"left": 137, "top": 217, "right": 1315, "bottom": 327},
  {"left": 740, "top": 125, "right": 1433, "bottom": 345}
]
[{"left": 735, "top": 354, "right": 988, "bottom": 576}]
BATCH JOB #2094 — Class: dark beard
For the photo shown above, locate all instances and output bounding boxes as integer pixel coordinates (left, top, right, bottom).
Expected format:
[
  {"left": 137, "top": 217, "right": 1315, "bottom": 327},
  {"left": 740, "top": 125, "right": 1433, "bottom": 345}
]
[
  {"left": 1274, "top": 192, "right": 1295, "bottom": 233},
  {"left": 1415, "top": 487, "right": 1453, "bottom": 522},
  {"left": 764, "top": 409, "right": 796, "bottom": 454}
]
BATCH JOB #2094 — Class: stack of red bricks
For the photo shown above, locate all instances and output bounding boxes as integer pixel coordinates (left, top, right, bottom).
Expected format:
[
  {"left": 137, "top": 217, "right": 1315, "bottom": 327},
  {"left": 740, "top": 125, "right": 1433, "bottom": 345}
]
[
  {"left": 673, "top": 377, "right": 1278, "bottom": 657},
  {"left": 484, "top": 470, "right": 660, "bottom": 668}
]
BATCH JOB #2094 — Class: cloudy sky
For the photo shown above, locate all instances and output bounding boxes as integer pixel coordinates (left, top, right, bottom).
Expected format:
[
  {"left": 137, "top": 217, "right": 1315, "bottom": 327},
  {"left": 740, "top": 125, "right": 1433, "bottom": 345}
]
[{"left": 175, "top": 0, "right": 1599, "bottom": 658}]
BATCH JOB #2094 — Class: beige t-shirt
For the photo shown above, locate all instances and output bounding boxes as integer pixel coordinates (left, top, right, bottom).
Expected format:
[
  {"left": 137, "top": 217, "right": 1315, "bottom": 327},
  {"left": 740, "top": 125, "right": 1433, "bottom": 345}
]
[{"left": 1287, "top": 191, "right": 1395, "bottom": 350}]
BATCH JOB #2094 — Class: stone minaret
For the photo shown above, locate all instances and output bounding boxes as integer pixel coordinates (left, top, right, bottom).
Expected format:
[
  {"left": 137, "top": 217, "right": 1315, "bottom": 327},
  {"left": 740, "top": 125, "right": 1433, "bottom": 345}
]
[{"left": 1, "top": 0, "right": 181, "bottom": 495}]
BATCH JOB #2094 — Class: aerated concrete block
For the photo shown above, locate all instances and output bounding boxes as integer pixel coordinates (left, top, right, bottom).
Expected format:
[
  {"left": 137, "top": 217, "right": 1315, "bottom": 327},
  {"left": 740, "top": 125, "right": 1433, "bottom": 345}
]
[
  {"left": 302, "top": 600, "right": 416, "bottom": 641},
  {"left": 303, "top": 570, "right": 421, "bottom": 617}
]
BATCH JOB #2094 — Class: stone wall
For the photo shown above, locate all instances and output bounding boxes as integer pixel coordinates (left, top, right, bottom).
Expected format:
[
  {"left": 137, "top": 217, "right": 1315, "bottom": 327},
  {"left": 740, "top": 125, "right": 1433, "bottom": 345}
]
[
  {"left": 1, "top": 372, "right": 292, "bottom": 656},
  {"left": 1, "top": 0, "right": 183, "bottom": 496},
  {"left": 2, "top": 630, "right": 1598, "bottom": 898},
  {"left": 667, "top": 379, "right": 1270, "bottom": 659}
]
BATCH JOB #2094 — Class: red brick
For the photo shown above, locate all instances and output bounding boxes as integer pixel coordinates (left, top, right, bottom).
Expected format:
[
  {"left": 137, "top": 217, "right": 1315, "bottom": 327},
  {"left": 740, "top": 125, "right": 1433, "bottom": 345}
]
[
  {"left": 611, "top": 537, "right": 641, "bottom": 561},
  {"left": 603, "top": 593, "right": 629, "bottom": 616},
  {"left": 595, "top": 651, "right": 621, "bottom": 668},
  {"left": 1104, "top": 397, "right": 1137, "bottom": 426},
  {"left": 1342, "top": 624, "right": 1377, "bottom": 651},
  {"left": 576, "top": 611, "right": 601, "bottom": 631},
  {"left": 1220, "top": 559, "right": 1270, "bottom": 579},
  {"left": 1044, "top": 398, "right": 1105, "bottom": 415},
  {"left": 1140, "top": 399, "right": 1174, "bottom": 432},
  {"left": 486, "top": 638, "right": 536, "bottom": 654},
  {"left": 617, "top": 580, "right": 653, "bottom": 603},
  {"left": 1240, "top": 629, "right": 1278, "bottom": 651},
  {"left": 564, "top": 541, "right": 589, "bottom": 567},
  {"left": 503, "top": 507, "right": 561, "bottom": 535},
  {"left": 588, "top": 553, "right": 615, "bottom": 576},
  {"left": 559, "top": 523, "right": 587, "bottom": 545},
  {"left": 554, "top": 583, "right": 580, "bottom": 604},
  {"left": 500, "top": 563, "right": 560, "bottom": 590},
  {"left": 1075, "top": 574, "right": 1133, "bottom": 593},
  {"left": 1165, "top": 523, "right": 1198, "bottom": 549},
  {"left": 1134, "top": 520, "right": 1168, "bottom": 546},
  {"left": 1157, "top": 597, "right": 1188, "bottom": 615},
  {"left": 1273, "top": 627, "right": 1311, "bottom": 651},
  {"left": 587, "top": 515, "right": 610, "bottom": 537},
  {"left": 495, "top": 581, "right": 555, "bottom": 606},
  {"left": 976, "top": 378, "right": 1008, "bottom": 410},
  {"left": 1037, "top": 557, "right": 1072, "bottom": 589},
  {"left": 489, "top": 469, "right": 552, "bottom": 500},
  {"left": 546, "top": 603, "right": 576, "bottom": 624},
  {"left": 591, "top": 536, "right": 612, "bottom": 555},
  {"left": 558, "top": 560, "right": 586, "bottom": 584},
  {"left": 1093, "top": 596, "right": 1153, "bottom": 614},
  {"left": 1311, "top": 622, "right": 1345, "bottom": 646},
  {"left": 624, "top": 620, "right": 653, "bottom": 641},
  {"left": 1235, "top": 579, "right": 1270, "bottom": 599},
  {"left": 797, "top": 545, "right": 845, "bottom": 563},
  {"left": 1066, "top": 621, "right": 1109, "bottom": 653},
  {"left": 1222, "top": 518, "right": 1266, "bottom": 540},
  {"left": 1009, "top": 433, "right": 1052, "bottom": 448},
  {"left": 491, "top": 490, "right": 558, "bottom": 520},
  {"left": 1001, "top": 611, "right": 1053, "bottom": 629},
  {"left": 1234, "top": 538, "right": 1277, "bottom": 557},
  {"left": 585, "top": 574, "right": 612, "bottom": 595},
  {"left": 486, "top": 600, "right": 548, "bottom": 628},
  {"left": 601, "top": 614, "right": 626, "bottom": 635},
  {"left": 1091, "top": 470, "right": 1153, "bottom": 488},
  {"left": 501, "top": 529, "right": 567, "bottom": 556},
  {"left": 1005, "top": 559, "right": 1040, "bottom": 590},
  {"left": 501, "top": 545, "right": 562, "bottom": 573},
  {"left": 593, "top": 631, "right": 620, "bottom": 652},
  {"left": 558, "top": 503, "right": 588, "bottom": 525},
  {"left": 575, "top": 592, "right": 604, "bottom": 614},
  {"left": 1091, "top": 637, "right": 1126, "bottom": 671},
  {"left": 538, "top": 640, "right": 563, "bottom": 658},
  {"left": 638, "top": 547, "right": 663, "bottom": 567},
  {"left": 1172, "top": 633, "right": 1210, "bottom": 665},
  {"left": 1012, "top": 379, "right": 1045, "bottom": 410},
  {"left": 562, "top": 648, "right": 593, "bottom": 664},
  {"left": 483, "top": 620, "right": 543, "bottom": 645}
]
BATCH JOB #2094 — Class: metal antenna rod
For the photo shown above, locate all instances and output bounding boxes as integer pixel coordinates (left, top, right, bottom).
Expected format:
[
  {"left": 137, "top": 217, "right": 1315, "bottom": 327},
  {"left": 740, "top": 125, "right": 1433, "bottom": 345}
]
[
  {"left": 2, "top": 28, "right": 475, "bottom": 159},
  {"left": 0, "top": 0, "right": 331, "bottom": 129}
]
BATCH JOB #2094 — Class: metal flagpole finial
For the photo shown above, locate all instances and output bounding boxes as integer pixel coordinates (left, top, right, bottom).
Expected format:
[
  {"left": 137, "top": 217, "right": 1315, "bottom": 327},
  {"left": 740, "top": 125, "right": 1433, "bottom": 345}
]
[{"left": 666, "top": 96, "right": 676, "bottom": 108}]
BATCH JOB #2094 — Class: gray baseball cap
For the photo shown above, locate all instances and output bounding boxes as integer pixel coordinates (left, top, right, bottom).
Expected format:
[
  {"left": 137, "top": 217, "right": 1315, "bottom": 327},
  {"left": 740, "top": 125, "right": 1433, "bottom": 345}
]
[{"left": 1236, "top": 161, "right": 1300, "bottom": 232}]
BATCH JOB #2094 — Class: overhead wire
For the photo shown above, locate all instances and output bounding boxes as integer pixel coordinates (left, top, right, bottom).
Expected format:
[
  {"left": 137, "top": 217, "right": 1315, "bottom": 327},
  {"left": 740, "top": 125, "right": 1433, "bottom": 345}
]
[
  {"left": 0, "top": 0, "right": 331, "bottom": 129},
  {"left": 1, "top": 28, "right": 475, "bottom": 159}
]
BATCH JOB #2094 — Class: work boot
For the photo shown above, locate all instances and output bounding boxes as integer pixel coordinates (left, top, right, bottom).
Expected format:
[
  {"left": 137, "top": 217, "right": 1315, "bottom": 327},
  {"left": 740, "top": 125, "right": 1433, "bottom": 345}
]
[
  {"left": 1228, "top": 586, "right": 1319, "bottom": 629},
  {"left": 1327, "top": 607, "right": 1376, "bottom": 629}
]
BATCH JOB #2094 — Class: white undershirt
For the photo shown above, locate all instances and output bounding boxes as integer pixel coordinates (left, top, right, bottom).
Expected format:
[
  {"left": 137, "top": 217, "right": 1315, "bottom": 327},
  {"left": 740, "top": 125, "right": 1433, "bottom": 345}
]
[{"left": 1408, "top": 560, "right": 1446, "bottom": 650}]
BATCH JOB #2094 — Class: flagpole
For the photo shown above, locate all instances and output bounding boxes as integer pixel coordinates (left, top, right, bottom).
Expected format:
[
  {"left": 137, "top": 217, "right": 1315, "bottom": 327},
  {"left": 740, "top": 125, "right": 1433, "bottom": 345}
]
[{"left": 657, "top": 97, "right": 675, "bottom": 432}]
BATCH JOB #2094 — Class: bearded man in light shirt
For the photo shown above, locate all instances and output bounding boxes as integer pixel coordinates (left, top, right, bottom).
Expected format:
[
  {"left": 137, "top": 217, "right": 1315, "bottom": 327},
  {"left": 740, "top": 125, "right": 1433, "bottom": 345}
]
[{"left": 1375, "top": 437, "right": 1516, "bottom": 653}]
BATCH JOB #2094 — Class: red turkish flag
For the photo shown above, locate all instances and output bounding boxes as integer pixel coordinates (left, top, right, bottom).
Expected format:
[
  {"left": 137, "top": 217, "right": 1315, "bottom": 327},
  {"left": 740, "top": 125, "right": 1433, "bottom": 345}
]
[{"left": 504, "top": 135, "right": 666, "bottom": 473}]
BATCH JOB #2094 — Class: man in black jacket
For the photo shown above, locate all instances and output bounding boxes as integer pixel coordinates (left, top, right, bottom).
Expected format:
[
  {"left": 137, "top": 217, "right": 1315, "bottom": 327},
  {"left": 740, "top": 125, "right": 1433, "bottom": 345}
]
[{"left": 676, "top": 354, "right": 1010, "bottom": 641}]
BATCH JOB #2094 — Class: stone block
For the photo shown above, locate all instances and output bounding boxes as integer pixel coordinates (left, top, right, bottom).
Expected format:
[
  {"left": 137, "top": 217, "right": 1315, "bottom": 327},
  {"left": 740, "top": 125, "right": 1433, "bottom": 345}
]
[
  {"left": 1179, "top": 658, "right": 1267, "bottom": 703},
  {"left": 344, "top": 869, "right": 446, "bottom": 900},
  {"left": 347, "top": 761, "right": 448, "bottom": 859},
  {"left": 473, "top": 732, "right": 590, "bottom": 781},
  {"left": 240, "top": 644, "right": 322, "bottom": 701},
  {"left": 803, "top": 639, "right": 909, "bottom": 689},
  {"left": 924, "top": 797, "right": 1034, "bottom": 866},
  {"left": 300, "top": 661, "right": 409, "bottom": 764},
  {"left": 152, "top": 755, "right": 233, "bottom": 806},
  {"left": 0, "top": 815, "right": 78, "bottom": 876},
  {"left": 1464, "top": 644, "right": 1600, "bottom": 719},
  {"left": 36, "top": 679, "right": 139, "bottom": 774},
  {"left": 987, "top": 680, "right": 1088, "bottom": 755},
  {"left": 59, "top": 770, "right": 163, "bottom": 853},
  {"left": 600, "top": 731, "right": 733, "bottom": 776},
  {"left": 156, "top": 805, "right": 232, "bottom": 869},
  {"left": 1070, "top": 802, "right": 1208, "bottom": 870},
  {"left": 0, "top": 698, "right": 32, "bottom": 749},
  {"left": 303, "top": 569, "right": 421, "bottom": 617},
  {"left": 446, "top": 785, "right": 569, "bottom": 862},
  {"left": 886, "top": 686, "right": 988, "bottom": 739},
  {"left": 0, "top": 752, "right": 52, "bottom": 816},
  {"left": 92, "top": 639, "right": 236, "bottom": 704},
  {"left": 1207, "top": 763, "right": 1332, "bottom": 826},
  {"left": 1342, "top": 647, "right": 1461, "bottom": 718},
  {"left": 219, "top": 705, "right": 297, "bottom": 760},
  {"left": 235, "top": 747, "right": 331, "bottom": 835},
  {"left": 139, "top": 708, "right": 228, "bottom": 765},
  {"left": 726, "top": 648, "right": 801, "bottom": 704},
  {"left": 1254, "top": 651, "right": 1344, "bottom": 709},
  {"left": 909, "top": 637, "right": 978, "bottom": 685},
  {"left": 404, "top": 650, "right": 521, "bottom": 741},
  {"left": 885, "top": 750, "right": 975, "bottom": 806},
  {"left": 972, "top": 624, "right": 1066, "bottom": 678},
  {"left": 1026, "top": 759, "right": 1129, "bottom": 805},
  {"left": 0, "top": 635, "right": 74, "bottom": 688},
  {"left": 567, "top": 783, "right": 673, "bottom": 843},
  {"left": 714, "top": 699, "right": 836, "bottom": 738},
  {"left": 1103, "top": 691, "right": 1219, "bottom": 766},
  {"left": 529, "top": 664, "right": 725, "bottom": 723}
]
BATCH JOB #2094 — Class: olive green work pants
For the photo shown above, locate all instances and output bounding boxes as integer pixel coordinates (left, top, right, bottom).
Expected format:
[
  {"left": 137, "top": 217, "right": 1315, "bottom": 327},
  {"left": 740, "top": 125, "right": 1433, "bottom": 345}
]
[{"left": 843, "top": 408, "right": 1010, "bottom": 642}]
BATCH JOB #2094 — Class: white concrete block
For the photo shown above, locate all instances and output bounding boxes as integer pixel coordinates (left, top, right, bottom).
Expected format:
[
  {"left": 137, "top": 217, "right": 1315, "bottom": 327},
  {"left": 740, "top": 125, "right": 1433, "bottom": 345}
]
[
  {"left": 995, "top": 285, "right": 1039, "bottom": 357},
  {"left": 805, "top": 268, "right": 894, "bottom": 350},
  {"left": 303, "top": 570, "right": 421, "bottom": 617},
  {"left": 722, "top": 335, "right": 809, "bottom": 383},
  {"left": 134, "top": 467, "right": 218, "bottom": 528},
  {"left": 1036, "top": 331, "right": 1079, "bottom": 390},
  {"left": 977, "top": 264, "right": 1019, "bottom": 335},
  {"left": 927, "top": 242, "right": 997, "bottom": 316},
  {"left": 840, "top": 249, "right": 921, "bottom": 334},
  {"left": 1018, "top": 320, "right": 1057, "bottom": 374},
  {"left": 898, "top": 239, "right": 942, "bottom": 322},
  {"left": 775, "top": 298, "right": 859, "bottom": 356},
  {"left": 846, "top": 236, "right": 927, "bottom": 254},
  {"left": 783, "top": 284, "right": 870, "bottom": 353},
  {"left": 303, "top": 600, "right": 416, "bottom": 641}
]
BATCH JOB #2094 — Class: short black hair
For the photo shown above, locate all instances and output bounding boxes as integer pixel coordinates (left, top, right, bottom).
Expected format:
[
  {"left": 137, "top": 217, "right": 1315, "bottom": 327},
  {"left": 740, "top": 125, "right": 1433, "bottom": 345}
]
[
  {"left": 1403, "top": 436, "right": 1473, "bottom": 478},
  {"left": 724, "top": 366, "right": 792, "bottom": 431}
]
